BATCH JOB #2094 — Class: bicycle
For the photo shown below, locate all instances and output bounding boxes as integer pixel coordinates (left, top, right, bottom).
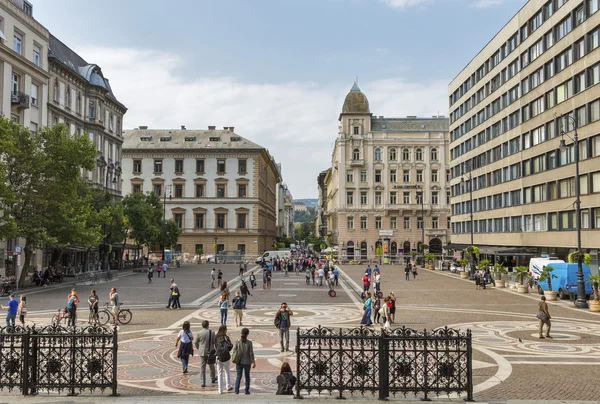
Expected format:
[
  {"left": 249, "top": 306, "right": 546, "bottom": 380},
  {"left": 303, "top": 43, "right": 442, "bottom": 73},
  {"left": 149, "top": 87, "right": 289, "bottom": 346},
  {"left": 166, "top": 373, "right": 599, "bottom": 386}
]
[
  {"left": 98, "top": 303, "right": 132, "bottom": 325},
  {"left": 88, "top": 306, "right": 110, "bottom": 325},
  {"left": 51, "top": 308, "right": 70, "bottom": 326},
  {"left": 104, "top": 271, "right": 113, "bottom": 282}
]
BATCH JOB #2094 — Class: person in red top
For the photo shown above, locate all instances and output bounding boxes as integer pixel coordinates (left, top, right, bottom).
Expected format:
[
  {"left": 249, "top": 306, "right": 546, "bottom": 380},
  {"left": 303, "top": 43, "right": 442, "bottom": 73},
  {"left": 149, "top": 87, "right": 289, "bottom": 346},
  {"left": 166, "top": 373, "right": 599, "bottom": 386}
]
[
  {"left": 66, "top": 288, "right": 79, "bottom": 326},
  {"left": 362, "top": 272, "right": 370, "bottom": 293}
]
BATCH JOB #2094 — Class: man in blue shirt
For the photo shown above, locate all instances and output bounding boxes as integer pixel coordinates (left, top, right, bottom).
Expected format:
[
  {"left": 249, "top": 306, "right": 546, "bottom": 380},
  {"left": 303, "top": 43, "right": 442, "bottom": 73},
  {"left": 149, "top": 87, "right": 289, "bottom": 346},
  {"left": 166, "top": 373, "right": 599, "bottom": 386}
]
[
  {"left": 275, "top": 303, "right": 294, "bottom": 353},
  {"left": 2, "top": 294, "right": 19, "bottom": 327},
  {"left": 333, "top": 266, "right": 340, "bottom": 286},
  {"left": 365, "top": 265, "right": 372, "bottom": 282}
]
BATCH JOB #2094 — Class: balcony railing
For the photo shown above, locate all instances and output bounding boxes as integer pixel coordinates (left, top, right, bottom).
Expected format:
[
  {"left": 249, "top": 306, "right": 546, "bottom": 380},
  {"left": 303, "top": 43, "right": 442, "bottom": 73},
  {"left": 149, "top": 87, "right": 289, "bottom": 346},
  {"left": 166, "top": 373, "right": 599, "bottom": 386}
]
[
  {"left": 350, "top": 159, "right": 364, "bottom": 167},
  {"left": 11, "top": 92, "right": 30, "bottom": 109}
]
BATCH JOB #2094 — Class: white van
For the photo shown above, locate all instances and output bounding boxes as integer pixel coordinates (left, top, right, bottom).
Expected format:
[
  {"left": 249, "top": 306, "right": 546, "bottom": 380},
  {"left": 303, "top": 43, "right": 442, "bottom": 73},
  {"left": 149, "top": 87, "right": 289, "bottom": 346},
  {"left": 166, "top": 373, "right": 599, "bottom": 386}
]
[
  {"left": 255, "top": 250, "right": 291, "bottom": 263},
  {"left": 529, "top": 257, "right": 565, "bottom": 279}
]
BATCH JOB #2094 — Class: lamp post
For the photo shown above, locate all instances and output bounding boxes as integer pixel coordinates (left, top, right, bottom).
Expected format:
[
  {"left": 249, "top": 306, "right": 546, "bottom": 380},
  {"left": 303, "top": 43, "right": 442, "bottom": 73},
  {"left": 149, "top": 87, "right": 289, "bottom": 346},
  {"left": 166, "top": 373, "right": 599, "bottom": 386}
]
[
  {"left": 418, "top": 185, "right": 425, "bottom": 269},
  {"left": 96, "top": 156, "right": 119, "bottom": 271},
  {"left": 161, "top": 184, "right": 172, "bottom": 262},
  {"left": 214, "top": 236, "right": 218, "bottom": 264},
  {"left": 559, "top": 115, "right": 588, "bottom": 309},
  {"left": 461, "top": 173, "right": 474, "bottom": 280}
]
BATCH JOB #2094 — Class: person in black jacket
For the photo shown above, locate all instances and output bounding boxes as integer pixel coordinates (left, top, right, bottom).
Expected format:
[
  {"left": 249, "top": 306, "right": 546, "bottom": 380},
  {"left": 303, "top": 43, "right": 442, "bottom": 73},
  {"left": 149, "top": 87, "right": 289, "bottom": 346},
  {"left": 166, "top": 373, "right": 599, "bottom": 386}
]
[{"left": 276, "top": 362, "right": 297, "bottom": 395}]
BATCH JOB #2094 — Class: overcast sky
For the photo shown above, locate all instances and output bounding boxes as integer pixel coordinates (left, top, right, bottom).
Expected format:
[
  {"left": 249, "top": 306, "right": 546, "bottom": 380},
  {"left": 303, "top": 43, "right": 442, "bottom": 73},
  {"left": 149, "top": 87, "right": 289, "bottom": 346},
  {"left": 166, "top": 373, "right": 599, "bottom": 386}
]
[{"left": 34, "top": 0, "right": 523, "bottom": 198}]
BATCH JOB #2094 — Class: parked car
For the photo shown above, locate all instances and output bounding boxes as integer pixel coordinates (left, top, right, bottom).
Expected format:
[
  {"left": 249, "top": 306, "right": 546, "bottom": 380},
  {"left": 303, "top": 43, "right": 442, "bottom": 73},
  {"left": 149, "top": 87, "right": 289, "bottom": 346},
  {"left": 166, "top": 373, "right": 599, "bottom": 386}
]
[
  {"left": 255, "top": 250, "right": 291, "bottom": 264},
  {"left": 536, "top": 263, "right": 592, "bottom": 300},
  {"left": 529, "top": 257, "right": 564, "bottom": 279}
]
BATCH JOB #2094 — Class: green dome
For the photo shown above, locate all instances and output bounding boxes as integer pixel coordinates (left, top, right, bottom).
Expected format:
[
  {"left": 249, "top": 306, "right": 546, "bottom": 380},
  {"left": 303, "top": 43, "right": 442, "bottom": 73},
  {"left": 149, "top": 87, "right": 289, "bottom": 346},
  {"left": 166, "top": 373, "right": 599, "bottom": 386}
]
[{"left": 342, "top": 83, "right": 370, "bottom": 114}]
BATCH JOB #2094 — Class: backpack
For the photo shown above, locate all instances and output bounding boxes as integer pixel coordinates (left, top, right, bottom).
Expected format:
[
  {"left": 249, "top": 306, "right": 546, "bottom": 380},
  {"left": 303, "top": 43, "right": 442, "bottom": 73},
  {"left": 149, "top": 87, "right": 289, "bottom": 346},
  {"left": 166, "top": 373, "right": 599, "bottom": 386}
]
[
  {"left": 216, "top": 336, "right": 232, "bottom": 362},
  {"left": 278, "top": 373, "right": 294, "bottom": 395},
  {"left": 233, "top": 297, "right": 243, "bottom": 309}
]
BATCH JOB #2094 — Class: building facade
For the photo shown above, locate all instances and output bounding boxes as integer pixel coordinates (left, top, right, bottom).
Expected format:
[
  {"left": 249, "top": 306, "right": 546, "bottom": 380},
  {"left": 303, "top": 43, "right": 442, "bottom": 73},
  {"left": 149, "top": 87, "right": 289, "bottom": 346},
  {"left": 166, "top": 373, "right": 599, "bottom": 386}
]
[
  {"left": 121, "top": 127, "right": 281, "bottom": 258},
  {"left": 449, "top": 0, "right": 600, "bottom": 266},
  {"left": 47, "top": 34, "right": 127, "bottom": 197},
  {"left": 323, "top": 83, "right": 451, "bottom": 261},
  {"left": 276, "top": 182, "right": 294, "bottom": 239},
  {"left": 0, "top": 0, "right": 48, "bottom": 277}
]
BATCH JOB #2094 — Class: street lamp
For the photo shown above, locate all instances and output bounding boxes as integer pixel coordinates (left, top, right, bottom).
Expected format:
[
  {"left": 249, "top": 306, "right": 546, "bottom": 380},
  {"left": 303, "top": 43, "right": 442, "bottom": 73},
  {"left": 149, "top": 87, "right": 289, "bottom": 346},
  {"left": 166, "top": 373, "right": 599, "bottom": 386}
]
[
  {"left": 417, "top": 185, "right": 425, "bottom": 269},
  {"left": 559, "top": 114, "right": 588, "bottom": 309},
  {"left": 461, "top": 173, "right": 474, "bottom": 280},
  {"left": 214, "top": 236, "right": 218, "bottom": 264},
  {"left": 161, "top": 184, "right": 172, "bottom": 261}
]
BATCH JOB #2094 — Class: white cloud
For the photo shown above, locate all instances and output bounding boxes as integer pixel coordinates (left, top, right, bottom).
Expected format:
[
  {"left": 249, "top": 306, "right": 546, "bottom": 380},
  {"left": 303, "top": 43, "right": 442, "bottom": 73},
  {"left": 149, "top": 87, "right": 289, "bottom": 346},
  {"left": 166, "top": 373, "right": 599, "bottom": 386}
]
[
  {"left": 379, "top": 0, "right": 433, "bottom": 9},
  {"left": 79, "top": 46, "right": 448, "bottom": 198},
  {"left": 470, "top": 0, "right": 504, "bottom": 8}
]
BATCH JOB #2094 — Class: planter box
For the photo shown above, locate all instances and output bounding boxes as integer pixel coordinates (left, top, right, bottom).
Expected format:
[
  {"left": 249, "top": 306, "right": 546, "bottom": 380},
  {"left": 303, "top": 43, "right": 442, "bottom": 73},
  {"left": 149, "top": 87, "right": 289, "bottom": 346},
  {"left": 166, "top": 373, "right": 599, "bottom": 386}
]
[
  {"left": 517, "top": 285, "right": 529, "bottom": 294},
  {"left": 589, "top": 301, "right": 600, "bottom": 312},
  {"left": 544, "top": 290, "right": 558, "bottom": 301},
  {"left": 460, "top": 272, "right": 469, "bottom": 279},
  {"left": 495, "top": 280, "right": 505, "bottom": 288}
]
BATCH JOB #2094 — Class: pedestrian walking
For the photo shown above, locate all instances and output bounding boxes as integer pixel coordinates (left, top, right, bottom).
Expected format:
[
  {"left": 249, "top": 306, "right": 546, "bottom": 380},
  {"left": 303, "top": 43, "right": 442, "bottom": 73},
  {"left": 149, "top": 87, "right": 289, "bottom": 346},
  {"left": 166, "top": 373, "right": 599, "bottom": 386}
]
[
  {"left": 147, "top": 263, "right": 154, "bottom": 283},
  {"left": 162, "top": 261, "right": 168, "bottom": 278},
  {"left": 239, "top": 263, "right": 244, "bottom": 277},
  {"left": 240, "top": 280, "right": 252, "bottom": 309},
  {"left": 232, "top": 327, "right": 256, "bottom": 395},
  {"left": 381, "top": 296, "right": 391, "bottom": 330},
  {"left": 311, "top": 268, "right": 316, "bottom": 285},
  {"left": 109, "top": 288, "right": 119, "bottom": 325},
  {"left": 333, "top": 266, "right": 340, "bottom": 286},
  {"left": 266, "top": 268, "right": 272, "bottom": 289},
  {"left": 374, "top": 273, "right": 381, "bottom": 297},
  {"left": 411, "top": 265, "right": 417, "bottom": 279},
  {"left": 175, "top": 321, "right": 194, "bottom": 374},
  {"left": 362, "top": 271, "right": 370, "bottom": 293},
  {"left": 360, "top": 292, "right": 373, "bottom": 326},
  {"left": 316, "top": 267, "right": 325, "bottom": 287},
  {"left": 365, "top": 265, "right": 372, "bottom": 282},
  {"left": 17, "top": 295, "right": 27, "bottom": 326},
  {"left": 262, "top": 269, "right": 267, "bottom": 289},
  {"left": 218, "top": 292, "right": 229, "bottom": 326},
  {"left": 244, "top": 261, "right": 248, "bottom": 274},
  {"left": 172, "top": 283, "right": 182, "bottom": 309},
  {"left": 221, "top": 281, "right": 230, "bottom": 298},
  {"left": 88, "top": 289, "right": 99, "bottom": 324},
  {"left": 215, "top": 325, "right": 234, "bottom": 394},
  {"left": 537, "top": 296, "right": 552, "bottom": 339},
  {"left": 157, "top": 263, "right": 163, "bottom": 278},
  {"left": 475, "top": 271, "right": 481, "bottom": 290},
  {"left": 275, "top": 302, "right": 293, "bottom": 352},
  {"left": 195, "top": 320, "right": 217, "bottom": 386},
  {"left": 2, "top": 294, "right": 18, "bottom": 327},
  {"left": 388, "top": 292, "right": 396, "bottom": 324},
  {"left": 405, "top": 264, "right": 410, "bottom": 281},
  {"left": 166, "top": 279, "right": 178, "bottom": 309},
  {"left": 218, "top": 269, "right": 223, "bottom": 288},
  {"left": 66, "top": 288, "right": 79, "bottom": 326},
  {"left": 211, "top": 268, "right": 216, "bottom": 289},
  {"left": 276, "top": 362, "right": 297, "bottom": 395},
  {"left": 373, "top": 297, "right": 381, "bottom": 324},
  {"left": 232, "top": 291, "right": 244, "bottom": 327},
  {"left": 249, "top": 272, "right": 256, "bottom": 289},
  {"left": 305, "top": 268, "right": 310, "bottom": 285}
]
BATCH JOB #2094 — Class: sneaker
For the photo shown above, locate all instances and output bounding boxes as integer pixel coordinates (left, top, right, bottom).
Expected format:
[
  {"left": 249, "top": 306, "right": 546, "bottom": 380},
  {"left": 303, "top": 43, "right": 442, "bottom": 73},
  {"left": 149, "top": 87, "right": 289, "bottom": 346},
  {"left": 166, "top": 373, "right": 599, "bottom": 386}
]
[
  {"left": 245, "top": 391, "right": 250, "bottom": 395},
  {"left": 212, "top": 378, "right": 218, "bottom": 384},
  {"left": 201, "top": 384, "right": 206, "bottom": 387},
  {"left": 281, "top": 349, "right": 285, "bottom": 353},
  {"left": 227, "top": 387, "right": 233, "bottom": 391},
  {"left": 165, "top": 306, "right": 170, "bottom": 309},
  {"left": 546, "top": 335, "right": 553, "bottom": 339},
  {"left": 539, "top": 336, "right": 545, "bottom": 339},
  {"left": 183, "top": 368, "right": 188, "bottom": 374}
]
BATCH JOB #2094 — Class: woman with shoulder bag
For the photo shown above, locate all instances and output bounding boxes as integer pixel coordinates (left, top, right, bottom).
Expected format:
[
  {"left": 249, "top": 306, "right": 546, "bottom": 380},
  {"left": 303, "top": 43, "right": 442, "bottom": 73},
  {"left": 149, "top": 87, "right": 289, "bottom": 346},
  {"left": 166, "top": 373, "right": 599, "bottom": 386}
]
[
  {"left": 175, "top": 321, "right": 194, "bottom": 374},
  {"left": 215, "top": 325, "right": 233, "bottom": 393},
  {"left": 360, "top": 292, "right": 373, "bottom": 326},
  {"left": 232, "top": 327, "right": 256, "bottom": 395}
]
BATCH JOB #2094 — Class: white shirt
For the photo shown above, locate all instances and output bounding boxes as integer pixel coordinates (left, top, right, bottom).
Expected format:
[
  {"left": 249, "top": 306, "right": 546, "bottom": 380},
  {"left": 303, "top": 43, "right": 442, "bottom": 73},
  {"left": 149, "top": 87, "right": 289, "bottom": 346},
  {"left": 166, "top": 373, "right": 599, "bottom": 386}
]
[
  {"left": 178, "top": 329, "right": 193, "bottom": 343},
  {"left": 318, "top": 269, "right": 325, "bottom": 277}
]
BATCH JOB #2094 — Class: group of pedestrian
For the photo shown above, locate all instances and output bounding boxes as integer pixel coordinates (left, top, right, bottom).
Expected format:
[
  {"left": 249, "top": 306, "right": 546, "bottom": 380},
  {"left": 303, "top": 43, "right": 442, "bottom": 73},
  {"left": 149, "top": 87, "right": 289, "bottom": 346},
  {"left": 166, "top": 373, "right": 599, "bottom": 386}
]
[
  {"left": 360, "top": 290, "right": 396, "bottom": 328},
  {"left": 1, "top": 294, "right": 26, "bottom": 327},
  {"left": 404, "top": 263, "right": 418, "bottom": 280},
  {"left": 474, "top": 268, "right": 494, "bottom": 290}
]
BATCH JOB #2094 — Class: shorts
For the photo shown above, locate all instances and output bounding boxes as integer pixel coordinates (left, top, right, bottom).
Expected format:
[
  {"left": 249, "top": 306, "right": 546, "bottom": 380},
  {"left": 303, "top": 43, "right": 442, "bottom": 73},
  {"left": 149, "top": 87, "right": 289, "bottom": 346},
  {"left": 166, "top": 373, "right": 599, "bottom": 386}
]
[
  {"left": 234, "top": 309, "right": 243, "bottom": 320},
  {"left": 111, "top": 305, "right": 118, "bottom": 314}
]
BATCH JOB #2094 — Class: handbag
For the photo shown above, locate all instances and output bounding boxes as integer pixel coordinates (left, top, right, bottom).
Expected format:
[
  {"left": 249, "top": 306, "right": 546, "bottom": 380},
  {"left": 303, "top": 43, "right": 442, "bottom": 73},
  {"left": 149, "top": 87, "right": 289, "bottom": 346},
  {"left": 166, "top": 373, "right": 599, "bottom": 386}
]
[
  {"left": 207, "top": 331, "right": 216, "bottom": 365},
  {"left": 231, "top": 340, "right": 243, "bottom": 364},
  {"left": 536, "top": 311, "right": 548, "bottom": 322}
]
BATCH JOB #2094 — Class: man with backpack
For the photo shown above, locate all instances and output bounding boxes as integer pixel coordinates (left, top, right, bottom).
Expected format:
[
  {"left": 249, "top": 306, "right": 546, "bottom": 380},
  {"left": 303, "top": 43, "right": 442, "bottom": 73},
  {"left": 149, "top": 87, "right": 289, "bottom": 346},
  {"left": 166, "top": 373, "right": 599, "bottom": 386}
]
[
  {"left": 232, "top": 291, "right": 245, "bottom": 327},
  {"left": 240, "top": 280, "right": 252, "bottom": 309},
  {"left": 275, "top": 302, "right": 293, "bottom": 353}
]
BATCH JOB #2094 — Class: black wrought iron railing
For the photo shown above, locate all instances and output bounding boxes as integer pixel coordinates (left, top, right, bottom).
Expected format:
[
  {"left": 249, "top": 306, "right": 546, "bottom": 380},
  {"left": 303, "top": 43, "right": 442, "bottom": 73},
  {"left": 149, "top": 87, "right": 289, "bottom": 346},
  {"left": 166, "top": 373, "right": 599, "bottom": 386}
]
[
  {"left": 295, "top": 326, "right": 473, "bottom": 401},
  {"left": 0, "top": 324, "right": 118, "bottom": 396}
]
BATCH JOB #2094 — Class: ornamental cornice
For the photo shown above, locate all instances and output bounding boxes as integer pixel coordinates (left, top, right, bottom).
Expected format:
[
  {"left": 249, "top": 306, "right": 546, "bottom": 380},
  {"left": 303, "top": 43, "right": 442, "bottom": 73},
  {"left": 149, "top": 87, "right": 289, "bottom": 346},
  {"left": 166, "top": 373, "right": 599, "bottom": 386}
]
[{"left": 121, "top": 150, "right": 259, "bottom": 159}]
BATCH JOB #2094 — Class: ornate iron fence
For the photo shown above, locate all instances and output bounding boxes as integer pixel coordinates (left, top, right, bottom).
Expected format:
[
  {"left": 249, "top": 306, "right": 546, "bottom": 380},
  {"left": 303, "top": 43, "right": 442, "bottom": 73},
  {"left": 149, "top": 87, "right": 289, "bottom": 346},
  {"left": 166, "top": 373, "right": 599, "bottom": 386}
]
[
  {"left": 0, "top": 324, "right": 118, "bottom": 396},
  {"left": 295, "top": 326, "right": 472, "bottom": 401}
]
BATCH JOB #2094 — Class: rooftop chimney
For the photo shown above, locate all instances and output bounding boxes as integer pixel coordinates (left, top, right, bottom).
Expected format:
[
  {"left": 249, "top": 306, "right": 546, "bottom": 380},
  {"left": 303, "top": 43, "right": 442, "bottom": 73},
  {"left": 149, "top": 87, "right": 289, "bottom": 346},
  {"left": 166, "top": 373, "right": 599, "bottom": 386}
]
[
  {"left": 208, "top": 126, "right": 216, "bottom": 130},
  {"left": 139, "top": 125, "right": 148, "bottom": 130},
  {"left": 181, "top": 125, "right": 186, "bottom": 130},
  {"left": 229, "top": 127, "right": 235, "bottom": 132},
  {"left": 223, "top": 127, "right": 229, "bottom": 130}
]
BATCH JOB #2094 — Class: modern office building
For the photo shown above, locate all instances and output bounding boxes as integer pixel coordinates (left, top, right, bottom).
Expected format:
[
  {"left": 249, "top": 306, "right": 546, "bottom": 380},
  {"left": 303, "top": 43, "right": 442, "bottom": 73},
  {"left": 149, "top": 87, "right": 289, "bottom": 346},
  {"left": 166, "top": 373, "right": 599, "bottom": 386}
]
[
  {"left": 448, "top": 0, "right": 600, "bottom": 265},
  {"left": 121, "top": 126, "right": 281, "bottom": 258},
  {"left": 321, "top": 83, "right": 451, "bottom": 261}
]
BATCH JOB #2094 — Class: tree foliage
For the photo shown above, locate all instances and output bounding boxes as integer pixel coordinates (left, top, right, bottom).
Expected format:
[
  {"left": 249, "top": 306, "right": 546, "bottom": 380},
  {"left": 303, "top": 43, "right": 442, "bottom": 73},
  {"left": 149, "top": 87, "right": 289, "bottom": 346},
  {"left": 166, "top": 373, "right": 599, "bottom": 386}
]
[{"left": 122, "top": 192, "right": 163, "bottom": 249}]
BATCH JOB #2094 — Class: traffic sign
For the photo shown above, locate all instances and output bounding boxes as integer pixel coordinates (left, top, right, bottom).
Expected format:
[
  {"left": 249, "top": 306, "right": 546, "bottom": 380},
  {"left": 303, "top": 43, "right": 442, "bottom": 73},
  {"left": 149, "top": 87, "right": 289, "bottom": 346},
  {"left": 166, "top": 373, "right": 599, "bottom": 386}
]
[{"left": 15, "top": 246, "right": 22, "bottom": 255}]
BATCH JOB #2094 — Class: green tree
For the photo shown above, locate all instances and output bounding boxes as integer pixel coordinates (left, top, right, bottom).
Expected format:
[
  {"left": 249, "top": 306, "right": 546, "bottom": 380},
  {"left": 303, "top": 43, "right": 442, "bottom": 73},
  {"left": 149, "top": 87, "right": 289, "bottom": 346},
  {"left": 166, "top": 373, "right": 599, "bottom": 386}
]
[
  {"left": 122, "top": 192, "right": 163, "bottom": 254},
  {"left": 0, "top": 120, "right": 98, "bottom": 287},
  {"left": 157, "top": 220, "right": 182, "bottom": 252}
]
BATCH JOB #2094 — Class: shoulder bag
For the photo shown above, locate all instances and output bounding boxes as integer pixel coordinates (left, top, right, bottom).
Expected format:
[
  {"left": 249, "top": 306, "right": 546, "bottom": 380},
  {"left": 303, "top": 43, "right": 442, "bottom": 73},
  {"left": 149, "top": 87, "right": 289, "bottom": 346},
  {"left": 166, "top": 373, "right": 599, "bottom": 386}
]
[
  {"left": 536, "top": 311, "right": 548, "bottom": 322},
  {"left": 231, "top": 340, "right": 243, "bottom": 364}
]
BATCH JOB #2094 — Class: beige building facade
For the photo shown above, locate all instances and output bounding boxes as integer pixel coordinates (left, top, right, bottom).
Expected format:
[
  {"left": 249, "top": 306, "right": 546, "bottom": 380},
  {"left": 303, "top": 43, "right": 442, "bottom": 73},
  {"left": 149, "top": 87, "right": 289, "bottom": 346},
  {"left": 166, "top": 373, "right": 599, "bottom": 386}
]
[
  {"left": 122, "top": 127, "right": 281, "bottom": 258},
  {"left": 322, "top": 83, "right": 451, "bottom": 261},
  {"left": 449, "top": 0, "right": 600, "bottom": 263}
]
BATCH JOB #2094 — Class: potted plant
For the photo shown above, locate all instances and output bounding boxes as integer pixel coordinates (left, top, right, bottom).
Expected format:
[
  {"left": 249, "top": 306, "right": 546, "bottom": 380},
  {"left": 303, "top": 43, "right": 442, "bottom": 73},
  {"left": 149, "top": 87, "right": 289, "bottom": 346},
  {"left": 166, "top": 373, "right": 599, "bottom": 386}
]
[
  {"left": 424, "top": 253, "right": 436, "bottom": 270},
  {"left": 514, "top": 266, "right": 530, "bottom": 294},
  {"left": 196, "top": 248, "right": 203, "bottom": 264},
  {"left": 458, "top": 258, "right": 469, "bottom": 279},
  {"left": 539, "top": 266, "right": 558, "bottom": 301},
  {"left": 568, "top": 251, "right": 592, "bottom": 266},
  {"left": 492, "top": 262, "right": 507, "bottom": 288},
  {"left": 587, "top": 274, "right": 600, "bottom": 312}
]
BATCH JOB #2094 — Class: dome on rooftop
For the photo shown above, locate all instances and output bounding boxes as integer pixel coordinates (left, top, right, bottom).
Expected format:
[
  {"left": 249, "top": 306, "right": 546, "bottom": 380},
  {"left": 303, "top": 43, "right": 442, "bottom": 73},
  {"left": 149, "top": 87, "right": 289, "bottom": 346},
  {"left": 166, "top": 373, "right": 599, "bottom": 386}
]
[{"left": 342, "top": 82, "right": 370, "bottom": 114}]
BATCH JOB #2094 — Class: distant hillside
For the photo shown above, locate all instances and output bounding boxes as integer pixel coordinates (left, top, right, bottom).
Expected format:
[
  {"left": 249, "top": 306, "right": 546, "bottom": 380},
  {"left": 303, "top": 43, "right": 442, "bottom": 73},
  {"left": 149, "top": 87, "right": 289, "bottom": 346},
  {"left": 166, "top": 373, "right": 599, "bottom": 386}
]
[{"left": 295, "top": 199, "right": 317, "bottom": 208}]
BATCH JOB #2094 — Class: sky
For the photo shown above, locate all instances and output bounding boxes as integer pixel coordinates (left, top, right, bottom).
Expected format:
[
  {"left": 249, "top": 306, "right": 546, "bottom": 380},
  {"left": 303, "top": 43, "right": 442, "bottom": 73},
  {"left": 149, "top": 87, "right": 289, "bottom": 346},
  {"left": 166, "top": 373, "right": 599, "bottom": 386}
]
[{"left": 34, "top": 0, "right": 524, "bottom": 198}]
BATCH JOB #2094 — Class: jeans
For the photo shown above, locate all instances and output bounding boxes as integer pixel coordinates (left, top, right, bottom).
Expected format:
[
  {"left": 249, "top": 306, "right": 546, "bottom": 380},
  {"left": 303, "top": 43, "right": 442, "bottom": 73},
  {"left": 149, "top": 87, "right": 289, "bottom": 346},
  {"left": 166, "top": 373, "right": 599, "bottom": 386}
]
[
  {"left": 216, "top": 360, "right": 231, "bottom": 393},
  {"left": 167, "top": 294, "right": 173, "bottom": 308},
  {"left": 220, "top": 309, "right": 228, "bottom": 325},
  {"left": 319, "top": 276, "right": 323, "bottom": 286},
  {"left": 5, "top": 313, "right": 16, "bottom": 327},
  {"left": 235, "top": 363, "right": 251, "bottom": 393},
  {"left": 279, "top": 327, "right": 290, "bottom": 351},
  {"left": 68, "top": 307, "right": 77, "bottom": 326},
  {"left": 180, "top": 355, "right": 190, "bottom": 370},
  {"left": 405, "top": 272, "right": 410, "bottom": 280},
  {"left": 242, "top": 295, "right": 248, "bottom": 308},
  {"left": 172, "top": 296, "right": 181, "bottom": 308}
]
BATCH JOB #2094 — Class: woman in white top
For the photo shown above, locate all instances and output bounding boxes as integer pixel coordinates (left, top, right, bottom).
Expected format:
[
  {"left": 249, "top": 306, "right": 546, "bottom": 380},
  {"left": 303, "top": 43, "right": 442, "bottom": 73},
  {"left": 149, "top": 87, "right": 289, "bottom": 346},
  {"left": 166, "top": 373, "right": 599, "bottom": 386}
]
[{"left": 175, "top": 321, "right": 194, "bottom": 373}]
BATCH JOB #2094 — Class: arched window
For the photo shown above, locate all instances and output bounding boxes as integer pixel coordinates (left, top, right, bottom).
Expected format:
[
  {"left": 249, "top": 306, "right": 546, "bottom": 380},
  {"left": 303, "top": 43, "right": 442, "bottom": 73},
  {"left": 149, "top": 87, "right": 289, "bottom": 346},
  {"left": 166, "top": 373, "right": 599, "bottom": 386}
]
[
  {"left": 416, "top": 148, "right": 423, "bottom": 161},
  {"left": 402, "top": 148, "right": 410, "bottom": 161},
  {"left": 389, "top": 148, "right": 397, "bottom": 161},
  {"left": 353, "top": 148, "right": 360, "bottom": 160},
  {"left": 76, "top": 94, "right": 81, "bottom": 114},
  {"left": 53, "top": 81, "right": 58, "bottom": 102},
  {"left": 431, "top": 148, "right": 438, "bottom": 161},
  {"left": 65, "top": 86, "right": 71, "bottom": 109},
  {"left": 375, "top": 148, "right": 381, "bottom": 161}
]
